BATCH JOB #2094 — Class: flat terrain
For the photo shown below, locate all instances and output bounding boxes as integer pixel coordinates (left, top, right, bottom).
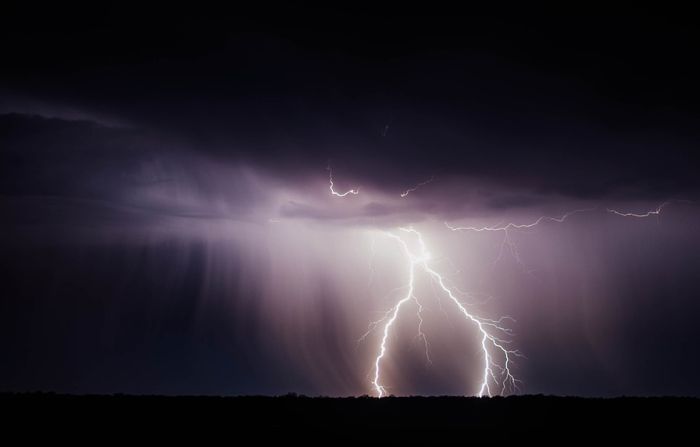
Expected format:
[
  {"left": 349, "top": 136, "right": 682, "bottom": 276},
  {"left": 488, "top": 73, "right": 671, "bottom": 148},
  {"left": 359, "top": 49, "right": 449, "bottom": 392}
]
[{"left": 2, "top": 393, "right": 697, "bottom": 443}]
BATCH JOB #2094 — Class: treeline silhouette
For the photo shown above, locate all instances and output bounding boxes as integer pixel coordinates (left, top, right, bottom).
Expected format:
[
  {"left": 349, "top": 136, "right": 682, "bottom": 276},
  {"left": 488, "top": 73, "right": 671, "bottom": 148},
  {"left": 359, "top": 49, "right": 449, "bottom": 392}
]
[{"left": 2, "top": 393, "right": 697, "bottom": 443}]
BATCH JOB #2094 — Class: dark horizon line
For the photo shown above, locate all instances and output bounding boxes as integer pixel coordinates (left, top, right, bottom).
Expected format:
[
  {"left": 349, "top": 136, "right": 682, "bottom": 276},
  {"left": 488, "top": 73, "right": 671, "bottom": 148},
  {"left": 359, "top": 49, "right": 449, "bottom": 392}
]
[{"left": 2, "top": 391, "right": 698, "bottom": 400}]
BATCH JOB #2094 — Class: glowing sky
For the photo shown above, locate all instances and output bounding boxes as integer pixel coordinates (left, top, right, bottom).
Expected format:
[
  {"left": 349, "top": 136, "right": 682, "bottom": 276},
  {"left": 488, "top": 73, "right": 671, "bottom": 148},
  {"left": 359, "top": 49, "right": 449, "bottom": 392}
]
[{"left": 1, "top": 9, "right": 700, "bottom": 396}]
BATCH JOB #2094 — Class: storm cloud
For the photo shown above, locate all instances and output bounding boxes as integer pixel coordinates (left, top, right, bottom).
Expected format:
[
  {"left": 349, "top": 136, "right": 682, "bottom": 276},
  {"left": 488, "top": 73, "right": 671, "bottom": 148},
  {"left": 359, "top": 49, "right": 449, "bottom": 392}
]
[{"left": 1, "top": 8, "right": 699, "bottom": 396}]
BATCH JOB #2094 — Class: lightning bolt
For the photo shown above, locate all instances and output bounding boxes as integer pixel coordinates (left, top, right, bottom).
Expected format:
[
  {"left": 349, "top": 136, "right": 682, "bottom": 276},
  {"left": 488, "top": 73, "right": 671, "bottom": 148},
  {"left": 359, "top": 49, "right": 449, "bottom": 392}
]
[
  {"left": 607, "top": 199, "right": 698, "bottom": 218},
  {"left": 606, "top": 201, "right": 671, "bottom": 218},
  {"left": 366, "top": 208, "right": 596, "bottom": 396},
  {"left": 445, "top": 208, "right": 596, "bottom": 270},
  {"left": 400, "top": 176, "right": 435, "bottom": 198},
  {"left": 364, "top": 200, "right": 697, "bottom": 397},
  {"left": 323, "top": 162, "right": 693, "bottom": 397},
  {"left": 327, "top": 165, "right": 359, "bottom": 197},
  {"left": 370, "top": 228, "right": 521, "bottom": 397},
  {"left": 445, "top": 208, "right": 595, "bottom": 233}
]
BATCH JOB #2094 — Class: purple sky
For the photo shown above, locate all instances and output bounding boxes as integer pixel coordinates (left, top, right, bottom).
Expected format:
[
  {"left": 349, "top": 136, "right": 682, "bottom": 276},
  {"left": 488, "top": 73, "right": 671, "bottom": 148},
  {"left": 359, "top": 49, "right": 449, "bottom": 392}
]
[{"left": 1, "top": 8, "right": 700, "bottom": 396}]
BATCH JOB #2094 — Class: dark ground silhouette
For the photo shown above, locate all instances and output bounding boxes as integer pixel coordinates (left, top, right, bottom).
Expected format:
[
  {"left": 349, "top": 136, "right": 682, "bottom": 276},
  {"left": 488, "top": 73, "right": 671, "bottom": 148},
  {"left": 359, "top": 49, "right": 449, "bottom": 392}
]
[{"left": 2, "top": 393, "right": 697, "bottom": 443}]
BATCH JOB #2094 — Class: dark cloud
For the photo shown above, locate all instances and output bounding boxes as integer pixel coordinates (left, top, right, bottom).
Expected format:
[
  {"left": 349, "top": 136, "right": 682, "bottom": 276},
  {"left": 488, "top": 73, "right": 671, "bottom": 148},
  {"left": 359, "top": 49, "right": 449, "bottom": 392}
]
[
  {"left": 2, "top": 9, "right": 700, "bottom": 397},
  {"left": 2, "top": 10, "right": 699, "bottom": 202},
  {"left": 0, "top": 114, "right": 270, "bottom": 225}
]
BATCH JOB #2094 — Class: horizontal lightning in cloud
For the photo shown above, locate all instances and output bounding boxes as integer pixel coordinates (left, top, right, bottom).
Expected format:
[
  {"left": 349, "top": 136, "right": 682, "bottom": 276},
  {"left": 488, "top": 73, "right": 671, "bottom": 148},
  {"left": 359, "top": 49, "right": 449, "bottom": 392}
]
[
  {"left": 400, "top": 176, "right": 435, "bottom": 198},
  {"left": 607, "top": 201, "right": 672, "bottom": 218},
  {"left": 442, "top": 202, "right": 691, "bottom": 274},
  {"left": 444, "top": 208, "right": 596, "bottom": 233},
  {"left": 606, "top": 199, "right": 698, "bottom": 219},
  {"left": 444, "top": 208, "right": 596, "bottom": 270}
]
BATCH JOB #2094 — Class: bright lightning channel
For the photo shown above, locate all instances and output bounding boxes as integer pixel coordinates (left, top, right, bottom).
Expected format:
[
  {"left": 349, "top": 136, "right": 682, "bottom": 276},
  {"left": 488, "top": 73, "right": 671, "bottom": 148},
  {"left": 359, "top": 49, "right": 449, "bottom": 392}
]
[
  {"left": 339, "top": 163, "right": 690, "bottom": 398},
  {"left": 327, "top": 165, "right": 359, "bottom": 197},
  {"left": 369, "top": 227, "right": 521, "bottom": 398}
]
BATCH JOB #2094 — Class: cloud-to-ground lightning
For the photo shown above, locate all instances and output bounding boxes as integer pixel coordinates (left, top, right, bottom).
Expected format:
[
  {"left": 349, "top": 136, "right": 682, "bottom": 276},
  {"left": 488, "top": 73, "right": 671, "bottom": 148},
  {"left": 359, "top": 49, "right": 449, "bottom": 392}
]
[
  {"left": 400, "top": 176, "right": 435, "bottom": 198},
  {"left": 330, "top": 163, "right": 694, "bottom": 397},
  {"left": 327, "top": 165, "right": 359, "bottom": 197},
  {"left": 368, "top": 228, "right": 521, "bottom": 397},
  {"left": 364, "top": 202, "right": 697, "bottom": 396}
]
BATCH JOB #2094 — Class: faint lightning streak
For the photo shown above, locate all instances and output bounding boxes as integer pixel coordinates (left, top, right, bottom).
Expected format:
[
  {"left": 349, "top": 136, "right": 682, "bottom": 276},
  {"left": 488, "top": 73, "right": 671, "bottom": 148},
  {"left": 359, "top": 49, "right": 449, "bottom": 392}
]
[
  {"left": 400, "top": 176, "right": 435, "bottom": 198},
  {"left": 445, "top": 208, "right": 595, "bottom": 270},
  {"left": 371, "top": 228, "right": 520, "bottom": 397},
  {"left": 445, "top": 208, "right": 595, "bottom": 233},
  {"left": 367, "top": 236, "right": 377, "bottom": 292},
  {"left": 327, "top": 165, "right": 359, "bottom": 197},
  {"left": 606, "top": 201, "right": 670, "bottom": 218},
  {"left": 414, "top": 295, "right": 432, "bottom": 365}
]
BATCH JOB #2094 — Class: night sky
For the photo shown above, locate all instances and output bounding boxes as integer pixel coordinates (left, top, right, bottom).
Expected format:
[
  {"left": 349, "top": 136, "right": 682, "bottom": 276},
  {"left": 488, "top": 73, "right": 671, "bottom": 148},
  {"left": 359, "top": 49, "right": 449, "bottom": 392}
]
[{"left": 2, "top": 7, "right": 700, "bottom": 396}]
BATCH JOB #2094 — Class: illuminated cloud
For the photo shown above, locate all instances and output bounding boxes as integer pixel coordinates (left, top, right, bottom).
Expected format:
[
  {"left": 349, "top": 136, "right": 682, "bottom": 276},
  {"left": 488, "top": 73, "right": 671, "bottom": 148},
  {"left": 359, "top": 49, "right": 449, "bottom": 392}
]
[{"left": 2, "top": 12, "right": 700, "bottom": 397}]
